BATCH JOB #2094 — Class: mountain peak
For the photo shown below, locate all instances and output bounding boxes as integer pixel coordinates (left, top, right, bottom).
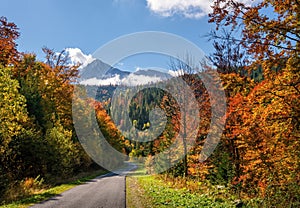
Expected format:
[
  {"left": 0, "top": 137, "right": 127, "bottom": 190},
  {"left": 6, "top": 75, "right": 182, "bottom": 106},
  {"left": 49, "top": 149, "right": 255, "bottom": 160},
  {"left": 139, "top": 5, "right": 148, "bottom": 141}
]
[
  {"left": 65, "top": 48, "right": 95, "bottom": 69},
  {"left": 66, "top": 48, "right": 173, "bottom": 86}
]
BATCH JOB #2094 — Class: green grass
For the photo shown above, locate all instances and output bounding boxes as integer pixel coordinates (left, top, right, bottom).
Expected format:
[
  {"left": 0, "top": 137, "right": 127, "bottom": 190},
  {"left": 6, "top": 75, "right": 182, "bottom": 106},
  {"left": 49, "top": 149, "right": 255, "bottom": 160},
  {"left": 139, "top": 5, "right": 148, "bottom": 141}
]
[
  {"left": 0, "top": 169, "right": 108, "bottom": 208},
  {"left": 126, "top": 163, "right": 153, "bottom": 208},
  {"left": 126, "top": 164, "right": 236, "bottom": 208},
  {"left": 127, "top": 165, "right": 300, "bottom": 208},
  {"left": 136, "top": 176, "right": 236, "bottom": 208}
]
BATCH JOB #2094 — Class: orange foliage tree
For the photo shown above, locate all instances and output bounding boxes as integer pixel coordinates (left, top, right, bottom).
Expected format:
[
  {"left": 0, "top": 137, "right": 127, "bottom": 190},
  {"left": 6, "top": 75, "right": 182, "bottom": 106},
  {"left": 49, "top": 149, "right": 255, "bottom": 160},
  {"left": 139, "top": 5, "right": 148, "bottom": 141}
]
[
  {"left": 0, "top": 17, "right": 20, "bottom": 66},
  {"left": 230, "top": 62, "right": 300, "bottom": 195},
  {"left": 208, "top": 0, "right": 300, "bottom": 200}
]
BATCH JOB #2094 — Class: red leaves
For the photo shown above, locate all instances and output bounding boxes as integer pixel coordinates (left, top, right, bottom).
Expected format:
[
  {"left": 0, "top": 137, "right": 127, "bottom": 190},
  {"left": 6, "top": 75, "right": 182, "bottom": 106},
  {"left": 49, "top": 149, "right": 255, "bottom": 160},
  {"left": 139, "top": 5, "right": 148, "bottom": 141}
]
[{"left": 0, "top": 17, "right": 20, "bottom": 66}]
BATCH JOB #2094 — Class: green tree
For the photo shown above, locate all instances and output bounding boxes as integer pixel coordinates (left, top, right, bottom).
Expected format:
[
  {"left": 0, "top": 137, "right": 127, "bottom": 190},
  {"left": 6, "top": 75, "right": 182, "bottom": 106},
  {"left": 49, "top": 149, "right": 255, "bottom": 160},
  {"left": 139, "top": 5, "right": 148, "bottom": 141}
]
[
  {"left": 45, "top": 121, "right": 80, "bottom": 178},
  {"left": 0, "top": 65, "right": 28, "bottom": 195},
  {"left": 0, "top": 66, "right": 28, "bottom": 155}
]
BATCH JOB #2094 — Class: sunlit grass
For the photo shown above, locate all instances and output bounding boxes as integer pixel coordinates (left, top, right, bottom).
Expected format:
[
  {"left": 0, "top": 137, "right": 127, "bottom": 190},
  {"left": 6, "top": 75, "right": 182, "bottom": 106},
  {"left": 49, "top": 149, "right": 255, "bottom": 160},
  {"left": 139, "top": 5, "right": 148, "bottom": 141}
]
[
  {"left": 126, "top": 164, "right": 236, "bottom": 208},
  {"left": 137, "top": 176, "right": 236, "bottom": 208}
]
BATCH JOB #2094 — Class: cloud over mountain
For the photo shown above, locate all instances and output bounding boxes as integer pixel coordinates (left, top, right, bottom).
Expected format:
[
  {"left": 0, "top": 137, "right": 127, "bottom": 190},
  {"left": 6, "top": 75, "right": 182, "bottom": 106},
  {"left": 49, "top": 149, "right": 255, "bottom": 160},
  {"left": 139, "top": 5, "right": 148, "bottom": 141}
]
[
  {"left": 66, "top": 48, "right": 181, "bottom": 86},
  {"left": 65, "top": 48, "right": 95, "bottom": 68}
]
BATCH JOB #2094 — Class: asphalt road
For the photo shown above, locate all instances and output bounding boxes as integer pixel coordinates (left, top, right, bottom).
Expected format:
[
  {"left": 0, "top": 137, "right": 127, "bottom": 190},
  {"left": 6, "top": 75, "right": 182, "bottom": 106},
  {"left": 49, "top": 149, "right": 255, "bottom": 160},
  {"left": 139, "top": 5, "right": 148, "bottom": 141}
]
[{"left": 31, "top": 162, "right": 136, "bottom": 208}]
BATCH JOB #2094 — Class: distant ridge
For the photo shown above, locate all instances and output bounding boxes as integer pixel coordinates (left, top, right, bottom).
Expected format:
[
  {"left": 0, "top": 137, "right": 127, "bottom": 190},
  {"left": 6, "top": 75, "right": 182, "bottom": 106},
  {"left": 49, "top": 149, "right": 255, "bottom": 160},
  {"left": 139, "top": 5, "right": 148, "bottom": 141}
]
[
  {"left": 79, "top": 59, "right": 172, "bottom": 86},
  {"left": 79, "top": 59, "right": 130, "bottom": 80}
]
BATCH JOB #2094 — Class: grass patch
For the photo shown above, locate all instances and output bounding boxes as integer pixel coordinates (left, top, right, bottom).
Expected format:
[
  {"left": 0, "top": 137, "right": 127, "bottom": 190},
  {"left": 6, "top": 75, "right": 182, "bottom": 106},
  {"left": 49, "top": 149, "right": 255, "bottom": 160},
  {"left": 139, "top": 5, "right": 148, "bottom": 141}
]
[
  {"left": 126, "top": 176, "right": 153, "bottom": 208},
  {"left": 126, "top": 163, "right": 153, "bottom": 208},
  {"left": 127, "top": 165, "right": 299, "bottom": 208},
  {"left": 136, "top": 176, "right": 236, "bottom": 208},
  {"left": 126, "top": 164, "right": 237, "bottom": 208},
  {"left": 0, "top": 169, "right": 108, "bottom": 208}
]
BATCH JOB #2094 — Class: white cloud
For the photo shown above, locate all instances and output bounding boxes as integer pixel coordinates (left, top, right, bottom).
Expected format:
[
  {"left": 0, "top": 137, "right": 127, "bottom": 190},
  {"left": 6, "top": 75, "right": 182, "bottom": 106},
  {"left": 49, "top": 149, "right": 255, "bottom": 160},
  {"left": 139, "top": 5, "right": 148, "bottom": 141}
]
[
  {"left": 79, "top": 73, "right": 164, "bottom": 86},
  {"left": 121, "top": 74, "right": 163, "bottom": 86},
  {"left": 146, "top": 0, "right": 212, "bottom": 19},
  {"left": 65, "top": 48, "right": 95, "bottom": 69},
  {"left": 168, "top": 69, "right": 184, "bottom": 77},
  {"left": 146, "top": 0, "right": 260, "bottom": 19},
  {"left": 80, "top": 75, "right": 122, "bottom": 86},
  {"left": 135, "top": 66, "right": 170, "bottom": 73}
]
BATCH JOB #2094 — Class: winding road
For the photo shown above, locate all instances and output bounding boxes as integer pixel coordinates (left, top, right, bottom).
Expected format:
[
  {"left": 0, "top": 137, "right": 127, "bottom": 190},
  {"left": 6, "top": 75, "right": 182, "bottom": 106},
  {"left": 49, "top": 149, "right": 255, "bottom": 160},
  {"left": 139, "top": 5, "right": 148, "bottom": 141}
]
[{"left": 30, "top": 162, "right": 136, "bottom": 208}]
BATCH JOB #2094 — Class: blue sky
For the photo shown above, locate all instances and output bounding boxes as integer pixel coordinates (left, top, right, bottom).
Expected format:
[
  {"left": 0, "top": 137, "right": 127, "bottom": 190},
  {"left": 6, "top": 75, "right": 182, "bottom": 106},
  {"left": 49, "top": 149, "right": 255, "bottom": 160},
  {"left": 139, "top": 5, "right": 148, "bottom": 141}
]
[{"left": 0, "top": 0, "right": 253, "bottom": 72}]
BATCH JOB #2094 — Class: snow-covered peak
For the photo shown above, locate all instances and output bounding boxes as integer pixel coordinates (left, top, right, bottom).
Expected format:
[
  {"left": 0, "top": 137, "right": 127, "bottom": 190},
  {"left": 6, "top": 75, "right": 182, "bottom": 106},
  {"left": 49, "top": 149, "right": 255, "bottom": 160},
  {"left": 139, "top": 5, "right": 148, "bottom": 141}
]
[{"left": 65, "top": 48, "right": 95, "bottom": 69}]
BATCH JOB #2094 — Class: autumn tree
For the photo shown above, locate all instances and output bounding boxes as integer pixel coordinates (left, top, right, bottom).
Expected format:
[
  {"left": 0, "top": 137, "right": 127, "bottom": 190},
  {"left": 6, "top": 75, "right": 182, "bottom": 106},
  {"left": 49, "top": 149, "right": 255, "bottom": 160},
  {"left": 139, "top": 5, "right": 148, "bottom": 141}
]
[
  {"left": 202, "top": 73, "right": 254, "bottom": 187},
  {"left": 94, "top": 101, "right": 125, "bottom": 154},
  {"left": 209, "top": 0, "right": 299, "bottom": 70},
  {"left": 209, "top": 0, "right": 299, "bottom": 52},
  {"left": 40, "top": 47, "right": 79, "bottom": 129},
  {"left": 166, "top": 57, "right": 210, "bottom": 177},
  {"left": 6, "top": 53, "right": 84, "bottom": 179},
  {"left": 0, "top": 17, "right": 20, "bottom": 66},
  {"left": 0, "top": 17, "right": 103, "bottom": 203},
  {"left": 209, "top": 0, "right": 300, "bottom": 203},
  {"left": 226, "top": 68, "right": 300, "bottom": 204}
]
